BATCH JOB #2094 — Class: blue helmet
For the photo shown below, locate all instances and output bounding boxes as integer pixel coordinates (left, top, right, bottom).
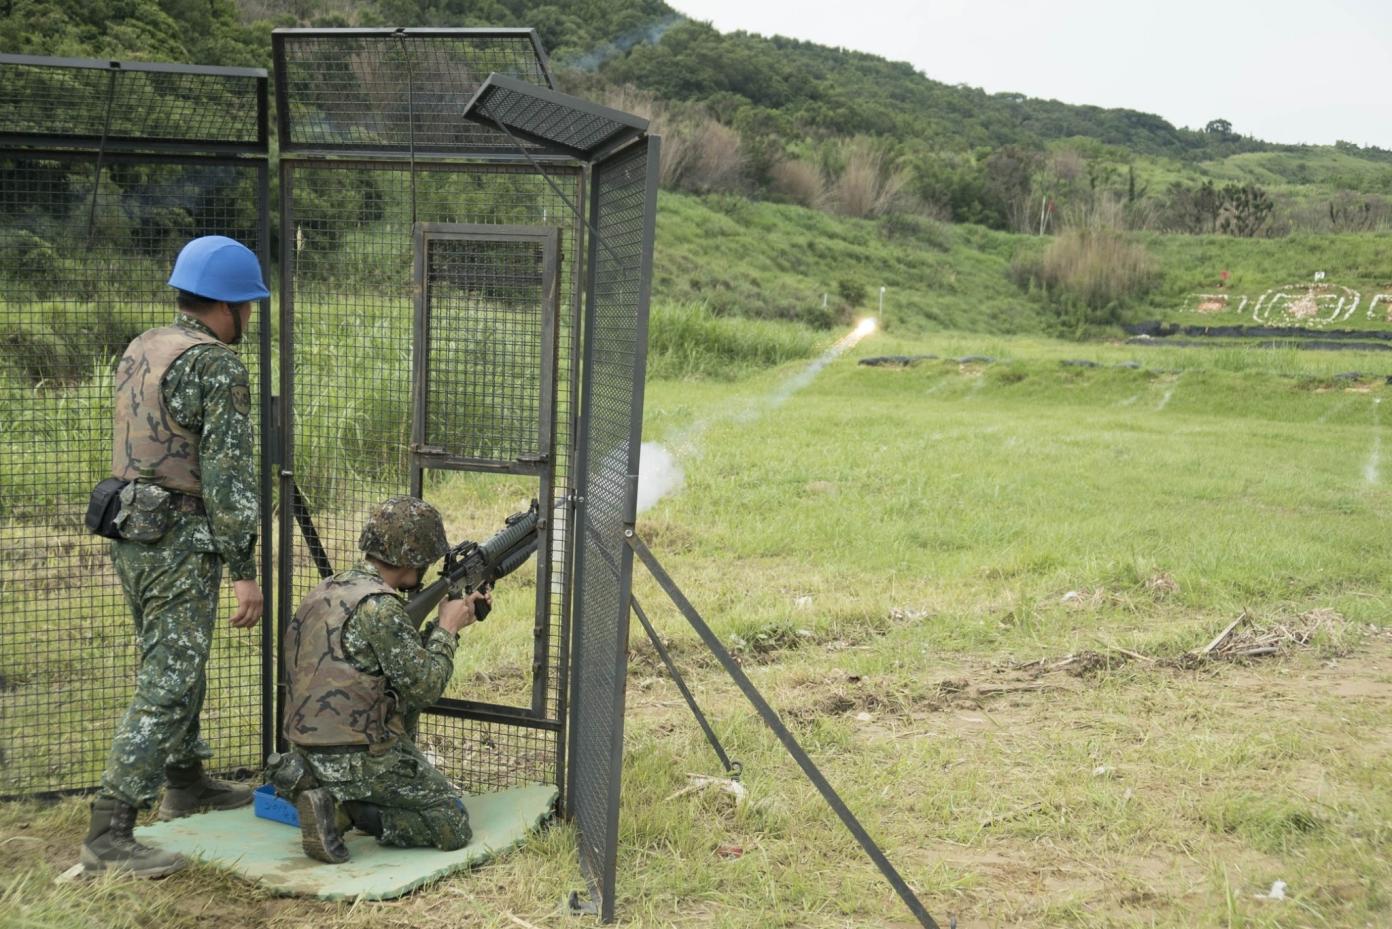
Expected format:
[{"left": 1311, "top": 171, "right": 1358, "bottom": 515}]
[{"left": 167, "top": 236, "right": 269, "bottom": 303}]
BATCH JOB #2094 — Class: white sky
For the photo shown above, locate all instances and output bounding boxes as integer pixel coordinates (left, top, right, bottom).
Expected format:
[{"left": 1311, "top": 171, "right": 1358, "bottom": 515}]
[{"left": 669, "top": 0, "right": 1392, "bottom": 150}]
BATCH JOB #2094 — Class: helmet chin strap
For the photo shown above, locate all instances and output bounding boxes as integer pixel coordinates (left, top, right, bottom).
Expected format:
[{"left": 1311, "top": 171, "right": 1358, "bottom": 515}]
[{"left": 225, "top": 302, "right": 245, "bottom": 346}]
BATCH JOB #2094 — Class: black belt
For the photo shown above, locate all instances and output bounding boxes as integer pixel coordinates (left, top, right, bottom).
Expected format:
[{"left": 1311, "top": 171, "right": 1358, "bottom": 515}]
[{"left": 296, "top": 743, "right": 370, "bottom": 755}]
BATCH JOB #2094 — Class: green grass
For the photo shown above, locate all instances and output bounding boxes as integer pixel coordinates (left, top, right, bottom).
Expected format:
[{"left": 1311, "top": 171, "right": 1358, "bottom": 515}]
[{"left": 6, "top": 329, "right": 1392, "bottom": 927}]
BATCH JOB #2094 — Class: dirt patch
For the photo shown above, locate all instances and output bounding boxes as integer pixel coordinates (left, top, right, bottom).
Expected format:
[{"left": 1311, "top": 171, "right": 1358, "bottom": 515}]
[
  {"left": 0, "top": 823, "right": 74, "bottom": 874},
  {"left": 1014, "top": 608, "right": 1364, "bottom": 680},
  {"left": 784, "top": 670, "right": 1070, "bottom": 725}
]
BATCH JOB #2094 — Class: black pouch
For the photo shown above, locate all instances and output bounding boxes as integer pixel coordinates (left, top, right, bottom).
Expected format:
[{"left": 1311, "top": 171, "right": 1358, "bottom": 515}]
[{"left": 86, "top": 477, "right": 128, "bottom": 540}]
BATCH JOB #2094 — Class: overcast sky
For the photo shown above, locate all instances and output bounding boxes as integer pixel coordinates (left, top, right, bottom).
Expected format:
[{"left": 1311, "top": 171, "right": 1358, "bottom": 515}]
[{"left": 669, "top": 0, "right": 1392, "bottom": 150}]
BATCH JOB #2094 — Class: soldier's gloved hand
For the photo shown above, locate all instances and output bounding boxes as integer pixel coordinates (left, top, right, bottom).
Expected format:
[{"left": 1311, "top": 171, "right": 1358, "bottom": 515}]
[{"left": 230, "top": 579, "right": 264, "bottom": 628}]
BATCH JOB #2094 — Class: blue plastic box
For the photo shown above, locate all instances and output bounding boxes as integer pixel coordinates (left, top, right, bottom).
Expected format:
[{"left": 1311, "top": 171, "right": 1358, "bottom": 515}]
[{"left": 252, "top": 783, "right": 300, "bottom": 827}]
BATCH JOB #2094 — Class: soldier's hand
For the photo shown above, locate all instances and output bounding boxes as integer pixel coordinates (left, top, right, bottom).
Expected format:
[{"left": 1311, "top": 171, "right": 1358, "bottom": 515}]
[
  {"left": 438, "top": 590, "right": 490, "bottom": 635},
  {"left": 231, "top": 579, "right": 264, "bottom": 628}
]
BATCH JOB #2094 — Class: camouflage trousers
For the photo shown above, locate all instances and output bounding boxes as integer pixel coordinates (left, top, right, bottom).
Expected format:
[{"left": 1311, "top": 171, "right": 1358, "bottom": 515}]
[
  {"left": 100, "top": 532, "right": 220, "bottom": 808},
  {"left": 300, "top": 738, "right": 471, "bottom": 850}
]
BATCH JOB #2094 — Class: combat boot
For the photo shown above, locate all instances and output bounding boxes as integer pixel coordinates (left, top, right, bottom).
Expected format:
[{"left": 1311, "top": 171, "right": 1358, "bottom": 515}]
[
  {"left": 158, "top": 762, "right": 252, "bottom": 820},
  {"left": 80, "top": 797, "right": 187, "bottom": 878},
  {"left": 296, "top": 787, "right": 350, "bottom": 864},
  {"left": 343, "top": 800, "right": 384, "bottom": 836}
]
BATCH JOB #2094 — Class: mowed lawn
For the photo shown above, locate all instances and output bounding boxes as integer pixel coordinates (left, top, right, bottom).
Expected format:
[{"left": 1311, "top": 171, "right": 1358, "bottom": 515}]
[{"left": 4, "top": 332, "right": 1392, "bottom": 929}]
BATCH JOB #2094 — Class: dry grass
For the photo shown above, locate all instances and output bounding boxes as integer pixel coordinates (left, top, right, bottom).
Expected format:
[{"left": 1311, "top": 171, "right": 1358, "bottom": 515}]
[
  {"left": 1014, "top": 228, "right": 1158, "bottom": 317},
  {"left": 768, "top": 158, "right": 825, "bottom": 209},
  {"left": 828, "top": 138, "right": 909, "bottom": 219}
]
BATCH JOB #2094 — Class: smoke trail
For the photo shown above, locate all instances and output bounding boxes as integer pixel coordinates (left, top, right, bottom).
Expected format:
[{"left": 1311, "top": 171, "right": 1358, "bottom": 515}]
[
  {"left": 637, "top": 319, "right": 876, "bottom": 511},
  {"left": 567, "top": 14, "right": 686, "bottom": 71}
]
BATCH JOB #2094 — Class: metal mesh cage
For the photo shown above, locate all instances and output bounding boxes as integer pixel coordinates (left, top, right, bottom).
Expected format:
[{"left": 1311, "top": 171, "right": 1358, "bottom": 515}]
[
  {"left": 0, "top": 148, "right": 271, "bottom": 797},
  {"left": 465, "top": 74, "right": 648, "bottom": 161},
  {"left": 280, "top": 159, "right": 581, "bottom": 795},
  {"left": 274, "top": 30, "right": 552, "bottom": 154},
  {"left": 0, "top": 55, "right": 265, "bottom": 150},
  {"left": 568, "top": 138, "right": 660, "bottom": 920}
]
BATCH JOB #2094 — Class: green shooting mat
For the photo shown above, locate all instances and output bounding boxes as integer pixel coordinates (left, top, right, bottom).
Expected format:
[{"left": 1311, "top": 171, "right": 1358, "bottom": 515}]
[{"left": 134, "top": 784, "right": 558, "bottom": 900}]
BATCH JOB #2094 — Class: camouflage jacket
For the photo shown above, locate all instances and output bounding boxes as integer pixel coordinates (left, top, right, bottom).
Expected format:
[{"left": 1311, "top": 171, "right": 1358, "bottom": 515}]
[
  {"left": 160, "top": 314, "right": 259, "bottom": 580},
  {"left": 339, "top": 561, "right": 459, "bottom": 715}
]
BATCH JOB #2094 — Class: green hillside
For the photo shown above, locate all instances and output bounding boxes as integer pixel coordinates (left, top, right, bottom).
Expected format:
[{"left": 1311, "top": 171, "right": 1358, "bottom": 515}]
[
  {"left": 4, "top": 0, "right": 1390, "bottom": 333},
  {"left": 655, "top": 192, "right": 1392, "bottom": 335},
  {"left": 5, "top": 0, "right": 1390, "bottom": 233}
]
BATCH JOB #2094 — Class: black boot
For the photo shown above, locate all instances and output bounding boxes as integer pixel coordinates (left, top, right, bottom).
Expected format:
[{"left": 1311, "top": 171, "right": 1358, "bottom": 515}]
[
  {"left": 296, "top": 788, "right": 350, "bottom": 864},
  {"left": 80, "top": 797, "right": 187, "bottom": 878},
  {"left": 342, "top": 801, "right": 384, "bottom": 837},
  {"left": 158, "top": 762, "right": 252, "bottom": 820}
]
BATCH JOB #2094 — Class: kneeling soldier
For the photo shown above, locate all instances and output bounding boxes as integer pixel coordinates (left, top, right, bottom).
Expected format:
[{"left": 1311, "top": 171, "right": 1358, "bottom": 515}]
[{"left": 274, "top": 495, "right": 488, "bottom": 863}]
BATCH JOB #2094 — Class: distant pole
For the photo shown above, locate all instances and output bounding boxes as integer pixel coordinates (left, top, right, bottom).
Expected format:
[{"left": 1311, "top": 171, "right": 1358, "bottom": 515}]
[
  {"left": 822, "top": 292, "right": 828, "bottom": 310},
  {"left": 878, "top": 285, "right": 885, "bottom": 318}
]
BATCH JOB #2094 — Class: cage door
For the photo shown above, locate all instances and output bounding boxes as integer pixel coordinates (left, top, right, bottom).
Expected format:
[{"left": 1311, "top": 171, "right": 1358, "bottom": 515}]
[{"left": 410, "top": 223, "right": 560, "bottom": 487}]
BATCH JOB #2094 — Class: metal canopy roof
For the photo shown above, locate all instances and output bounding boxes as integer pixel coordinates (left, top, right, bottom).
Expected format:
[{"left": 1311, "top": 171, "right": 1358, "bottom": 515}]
[{"left": 462, "top": 74, "right": 648, "bottom": 162}]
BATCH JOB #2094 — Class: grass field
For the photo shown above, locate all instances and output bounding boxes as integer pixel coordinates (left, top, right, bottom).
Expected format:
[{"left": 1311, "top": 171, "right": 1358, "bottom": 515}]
[{"left": 3, "top": 327, "right": 1391, "bottom": 928}]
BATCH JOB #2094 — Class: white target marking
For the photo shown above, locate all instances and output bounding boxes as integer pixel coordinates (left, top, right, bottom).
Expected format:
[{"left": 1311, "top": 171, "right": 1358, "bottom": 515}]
[
  {"left": 1252, "top": 284, "right": 1359, "bottom": 328},
  {"left": 1368, "top": 294, "right": 1392, "bottom": 321}
]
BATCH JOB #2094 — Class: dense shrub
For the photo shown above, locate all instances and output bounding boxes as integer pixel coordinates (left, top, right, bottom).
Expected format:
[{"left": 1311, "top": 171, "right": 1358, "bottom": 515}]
[{"left": 1012, "top": 229, "right": 1156, "bottom": 325}]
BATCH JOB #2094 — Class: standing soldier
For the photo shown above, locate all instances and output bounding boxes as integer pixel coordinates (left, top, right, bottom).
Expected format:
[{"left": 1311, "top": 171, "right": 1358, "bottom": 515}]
[
  {"left": 81, "top": 236, "right": 268, "bottom": 878},
  {"left": 268, "top": 496, "right": 487, "bottom": 864}
]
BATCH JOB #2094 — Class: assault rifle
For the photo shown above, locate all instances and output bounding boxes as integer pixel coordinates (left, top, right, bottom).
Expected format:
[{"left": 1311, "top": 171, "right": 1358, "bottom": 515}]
[{"left": 404, "top": 499, "right": 540, "bottom": 625}]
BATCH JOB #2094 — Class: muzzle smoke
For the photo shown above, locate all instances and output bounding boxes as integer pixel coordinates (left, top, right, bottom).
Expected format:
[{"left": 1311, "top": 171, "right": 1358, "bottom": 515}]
[{"left": 636, "top": 318, "right": 877, "bottom": 513}]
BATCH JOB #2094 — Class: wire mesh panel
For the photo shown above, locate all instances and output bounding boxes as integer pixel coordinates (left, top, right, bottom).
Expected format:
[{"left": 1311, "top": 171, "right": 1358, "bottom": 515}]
[
  {"left": 412, "top": 224, "right": 559, "bottom": 473},
  {"left": 568, "top": 137, "right": 660, "bottom": 921},
  {"left": 0, "top": 55, "right": 266, "bottom": 151},
  {"left": 274, "top": 30, "right": 552, "bottom": 155},
  {"left": 280, "top": 159, "right": 581, "bottom": 796},
  {"left": 0, "top": 59, "right": 270, "bottom": 799}
]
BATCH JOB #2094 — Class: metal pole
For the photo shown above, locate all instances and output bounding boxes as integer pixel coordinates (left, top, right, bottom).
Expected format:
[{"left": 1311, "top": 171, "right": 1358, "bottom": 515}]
[{"left": 627, "top": 532, "right": 941, "bottom": 929}]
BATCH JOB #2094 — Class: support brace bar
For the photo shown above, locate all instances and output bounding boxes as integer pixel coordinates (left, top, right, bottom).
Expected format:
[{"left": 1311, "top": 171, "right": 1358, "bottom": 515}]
[
  {"left": 631, "top": 596, "right": 740, "bottom": 780},
  {"left": 626, "top": 531, "right": 941, "bottom": 929}
]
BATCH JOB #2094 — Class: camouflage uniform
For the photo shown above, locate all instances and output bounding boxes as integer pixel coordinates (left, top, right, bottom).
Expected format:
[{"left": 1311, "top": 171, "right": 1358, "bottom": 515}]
[
  {"left": 100, "top": 314, "right": 258, "bottom": 808},
  {"left": 285, "top": 560, "right": 470, "bottom": 850}
]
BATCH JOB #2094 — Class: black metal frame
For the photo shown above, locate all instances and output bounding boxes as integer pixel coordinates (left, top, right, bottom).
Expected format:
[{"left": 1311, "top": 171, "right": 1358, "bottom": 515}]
[
  {"left": 274, "top": 153, "right": 583, "bottom": 797},
  {"left": 559, "top": 138, "right": 661, "bottom": 922},
  {"left": 0, "top": 55, "right": 272, "bottom": 799},
  {"left": 410, "top": 222, "right": 561, "bottom": 478},
  {"left": 410, "top": 221, "right": 562, "bottom": 722}
]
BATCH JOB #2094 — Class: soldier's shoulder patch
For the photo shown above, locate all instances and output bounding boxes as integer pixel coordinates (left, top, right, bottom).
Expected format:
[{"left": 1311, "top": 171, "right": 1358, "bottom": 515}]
[{"left": 230, "top": 384, "right": 252, "bottom": 416}]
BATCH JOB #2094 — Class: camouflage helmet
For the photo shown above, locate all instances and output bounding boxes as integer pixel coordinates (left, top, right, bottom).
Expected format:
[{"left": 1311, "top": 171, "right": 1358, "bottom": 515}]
[{"left": 358, "top": 496, "right": 449, "bottom": 570}]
